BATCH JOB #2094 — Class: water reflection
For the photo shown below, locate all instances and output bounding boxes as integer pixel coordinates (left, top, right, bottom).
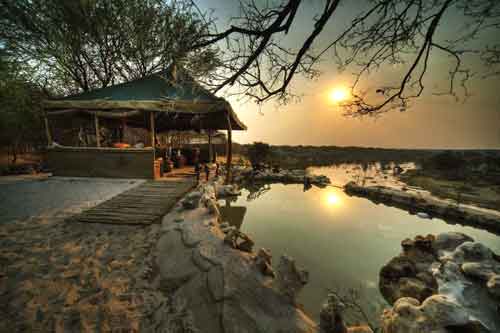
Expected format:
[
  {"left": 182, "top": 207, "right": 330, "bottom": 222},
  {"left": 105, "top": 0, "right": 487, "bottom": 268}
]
[
  {"left": 324, "top": 191, "right": 342, "bottom": 207},
  {"left": 219, "top": 197, "right": 247, "bottom": 230},
  {"left": 218, "top": 165, "right": 500, "bottom": 321}
]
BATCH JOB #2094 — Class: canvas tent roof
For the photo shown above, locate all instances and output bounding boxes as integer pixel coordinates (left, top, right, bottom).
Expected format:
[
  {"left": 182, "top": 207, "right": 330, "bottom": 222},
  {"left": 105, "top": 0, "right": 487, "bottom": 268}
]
[{"left": 43, "top": 67, "right": 246, "bottom": 131}]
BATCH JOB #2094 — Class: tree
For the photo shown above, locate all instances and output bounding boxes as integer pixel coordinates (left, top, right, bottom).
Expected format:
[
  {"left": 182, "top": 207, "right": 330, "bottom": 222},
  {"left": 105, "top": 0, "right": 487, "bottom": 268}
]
[
  {"left": 247, "top": 142, "right": 271, "bottom": 167},
  {"left": 192, "top": 0, "right": 500, "bottom": 115},
  {"left": 0, "top": 50, "right": 44, "bottom": 164},
  {"left": 2, "top": 0, "right": 499, "bottom": 116},
  {"left": 0, "top": 0, "right": 220, "bottom": 94}
]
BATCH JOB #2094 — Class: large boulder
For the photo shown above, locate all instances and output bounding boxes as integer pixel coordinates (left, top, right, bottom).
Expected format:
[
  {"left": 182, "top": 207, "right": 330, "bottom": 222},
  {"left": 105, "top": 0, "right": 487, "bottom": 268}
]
[
  {"left": 275, "top": 255, "right": 309, "bottom": 304},
  {"left": 381, "top": 295, "right": 488, "bottom": 333},
  {"left": 379, "top": 235, "right": 438, "bottom": 304},
  {"left": 182, "top": 191, "right": 202, "bottom": 209},
  {"left": 433, "top": 232, "right": 474, "bottom": 254},
  {"left": 381, "top": 232, "right": 500, "bottom": 332}
]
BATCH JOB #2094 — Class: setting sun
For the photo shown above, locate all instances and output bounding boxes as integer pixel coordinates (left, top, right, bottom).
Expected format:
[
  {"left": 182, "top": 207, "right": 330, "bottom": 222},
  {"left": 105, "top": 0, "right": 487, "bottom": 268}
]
[{"left": 329, "top": 87, "right": 350, "bottom": 103}]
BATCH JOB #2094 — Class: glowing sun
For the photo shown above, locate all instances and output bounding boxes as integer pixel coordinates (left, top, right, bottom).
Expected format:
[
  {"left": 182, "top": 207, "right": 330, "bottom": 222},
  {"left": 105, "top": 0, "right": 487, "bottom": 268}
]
[
  {"left": 329, "top": 87, "right": 350, "bottom": 103},
  {"left": 325, "top": 192, "right": 341, "bottom": 206}
]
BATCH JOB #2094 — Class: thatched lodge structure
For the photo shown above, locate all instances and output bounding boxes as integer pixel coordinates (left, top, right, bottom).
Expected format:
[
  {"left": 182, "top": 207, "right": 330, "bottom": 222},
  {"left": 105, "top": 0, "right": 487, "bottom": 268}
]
[{"left": 42, "top": 66, "right": 246, "bottom": 179}]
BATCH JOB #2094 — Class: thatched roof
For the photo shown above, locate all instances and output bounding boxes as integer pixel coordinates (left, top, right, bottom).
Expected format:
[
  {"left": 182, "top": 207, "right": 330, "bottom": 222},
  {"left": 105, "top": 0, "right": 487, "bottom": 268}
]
[{"left": 44, "top": 67, "right": 246, "bottom": 131}]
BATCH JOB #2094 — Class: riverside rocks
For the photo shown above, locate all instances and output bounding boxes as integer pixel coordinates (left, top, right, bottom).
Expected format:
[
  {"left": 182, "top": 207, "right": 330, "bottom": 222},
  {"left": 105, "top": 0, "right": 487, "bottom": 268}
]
[
  {"left": 255, "top": 248, "right": 276, "bottom": 277},
  {"left": 381, "top": 295, "right": 488, "bottom": 333},
  {"left": 344, "top": 182, "right": 500, "bottom": 234},
  {"left": 182, "top": 191, "right": 202, "bottom": 209},
  {"left": 380, "top": 232, "right": 500, "bottom": 332},
  {"left": 157, "top": 181, "right": 317, "bottom": 333},
  {"left": 276, "top": 255, "right": 309, "bottom": 304},
  {"left": 216, "top": 184, "right": 241, "bottom": 197},
  {"left": 380, "top": 235, "right": 438, "bottom": 304},
  {"left": 223, "top": 227, "right": 255, "bottom": 253}
]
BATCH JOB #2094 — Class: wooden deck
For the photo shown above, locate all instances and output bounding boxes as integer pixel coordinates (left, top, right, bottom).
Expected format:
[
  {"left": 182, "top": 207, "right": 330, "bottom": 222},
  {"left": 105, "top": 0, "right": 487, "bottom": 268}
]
[{"left": 69, "top": 178, "right": 195, "bottom": 225}]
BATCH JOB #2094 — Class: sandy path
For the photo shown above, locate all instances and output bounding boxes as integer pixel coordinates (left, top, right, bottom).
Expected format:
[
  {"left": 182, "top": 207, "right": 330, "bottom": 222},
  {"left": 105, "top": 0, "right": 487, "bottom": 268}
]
[{"left": 0, "top": 177, "right": 191, "bottom": 332}]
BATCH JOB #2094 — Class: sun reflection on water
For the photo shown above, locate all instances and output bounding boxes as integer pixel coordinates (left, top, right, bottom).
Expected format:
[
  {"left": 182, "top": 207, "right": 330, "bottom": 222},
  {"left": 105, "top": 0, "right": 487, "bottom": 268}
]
[{"left": 324, "top": 191, "right": 342, "bottom": 207}]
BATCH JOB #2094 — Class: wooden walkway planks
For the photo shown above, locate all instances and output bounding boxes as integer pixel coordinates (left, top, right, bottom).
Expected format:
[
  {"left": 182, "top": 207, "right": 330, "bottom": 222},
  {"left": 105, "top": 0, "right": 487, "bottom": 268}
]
[{"left": 69, "top": 179, "right": 195, "bottom": 225}]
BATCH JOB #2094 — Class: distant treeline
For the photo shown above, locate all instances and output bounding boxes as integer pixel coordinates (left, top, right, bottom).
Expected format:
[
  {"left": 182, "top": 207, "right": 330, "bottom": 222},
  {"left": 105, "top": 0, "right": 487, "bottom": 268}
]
[{"left": 239, "top": 143, "right": 500, "bottom": 169}]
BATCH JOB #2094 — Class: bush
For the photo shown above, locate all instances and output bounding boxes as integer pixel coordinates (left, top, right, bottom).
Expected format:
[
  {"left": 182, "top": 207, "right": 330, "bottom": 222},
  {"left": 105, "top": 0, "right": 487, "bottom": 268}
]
[
  {"left": 246, "top": 142, "right": 271, "bottom": 167},
  {"left": 426, "top": 151, "right": 466, "bottom": 171}
]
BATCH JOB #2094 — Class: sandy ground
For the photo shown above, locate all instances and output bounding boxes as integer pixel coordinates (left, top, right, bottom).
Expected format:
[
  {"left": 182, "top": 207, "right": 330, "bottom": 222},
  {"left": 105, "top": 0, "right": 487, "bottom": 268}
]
[{"left": 0, "top": 176, "right": 178, "bottom": 332}]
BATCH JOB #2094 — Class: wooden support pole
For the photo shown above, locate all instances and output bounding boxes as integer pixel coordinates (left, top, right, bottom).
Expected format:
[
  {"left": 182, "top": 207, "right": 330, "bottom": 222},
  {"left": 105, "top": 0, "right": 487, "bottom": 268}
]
[
  {"left": 94, "top": 113, "right": 101, "bottom": 147},
  {"left": 225, "top": 112, "right": 232, "bottom": 184},
  {"left": 208, "top": 130, "right": 213, "bottom": 163},
  {"left": 43, "top": 113, "right": 53, "bottom": 146},
  {"left": 150, "top": 111, "right": 156, "bottom": 147}
]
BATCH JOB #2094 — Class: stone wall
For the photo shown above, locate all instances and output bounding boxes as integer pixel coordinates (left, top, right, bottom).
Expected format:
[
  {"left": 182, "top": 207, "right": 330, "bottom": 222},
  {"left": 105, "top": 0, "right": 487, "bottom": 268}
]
[{"left": 47, "top": 147, "right": 155, "bottom": 178}]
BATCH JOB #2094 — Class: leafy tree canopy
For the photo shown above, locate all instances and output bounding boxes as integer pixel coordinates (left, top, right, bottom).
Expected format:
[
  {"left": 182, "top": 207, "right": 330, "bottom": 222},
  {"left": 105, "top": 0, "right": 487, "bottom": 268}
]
[
  {"left": 0, "top": 50, "right": 44, "bottom": 160},
  {"left": 0, "top": 0, "right": 220, "bottom": 95}
]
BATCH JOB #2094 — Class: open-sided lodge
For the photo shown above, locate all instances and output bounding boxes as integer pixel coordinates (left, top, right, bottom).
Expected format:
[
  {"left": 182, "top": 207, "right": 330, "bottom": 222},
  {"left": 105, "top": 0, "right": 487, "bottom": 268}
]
[{"left": 42, "top": 66, "right": 246, "bottom": 179}]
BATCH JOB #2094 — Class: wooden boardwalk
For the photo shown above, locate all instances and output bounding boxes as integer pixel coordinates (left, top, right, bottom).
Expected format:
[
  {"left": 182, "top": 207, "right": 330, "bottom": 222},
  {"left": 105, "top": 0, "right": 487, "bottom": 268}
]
[{"left": 69, "top": 178, "right": 195, "bottom": 225}]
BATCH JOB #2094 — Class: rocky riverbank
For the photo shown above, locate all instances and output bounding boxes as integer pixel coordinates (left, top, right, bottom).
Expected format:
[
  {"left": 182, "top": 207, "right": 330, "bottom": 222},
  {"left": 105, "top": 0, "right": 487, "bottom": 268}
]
[
  {"left": 379, "top": 232, "right": 500, "bottom": 332},
  {"left": 159, "top": 179, "right": 378, "bottom": 333},
  {"left": 158, "top": 180, "right": 318, "bottom": 332},
  {"left": 344, "top": 182, "right": 500, "bottom": 235}
]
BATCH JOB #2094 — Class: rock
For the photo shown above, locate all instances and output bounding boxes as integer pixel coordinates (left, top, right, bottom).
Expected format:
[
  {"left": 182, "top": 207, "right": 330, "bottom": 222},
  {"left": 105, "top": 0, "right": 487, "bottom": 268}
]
[
  {"left": 237, "top": 239, "right": 254, "bottom": 253},
  {"left": 223, "top": 228, "right": 239, "bottom": 248},
  {"left": 461, "top": 262, "right": 497, "bottom": 281},
  {"left": 204, "top": 197, "right": 220, "bottom": 217},
  {"left": 413, "top": 234, "right": 435, "bottom": 253},
  {"left": 433, "top": 232, "right": 474, "bottom": 254},
  {"left": 380, "top": 256, "right": 417, "bottom": 280},
  {"left": 416, "top": 212, "right": 430, "bottom": 219},
  {"left": 397, "top": 277, "right": 435, "bottom": 303},
  {"left": 191, "top": 248, "right": 213, "bottom": 272},
  {"left": 487, "top": 274, "right": 500, "bottom": 299},
  {"left": 450, "top": 242, "right": 494, "bottom": 263},
  {"left": 223, "top": 228, "right": 254, "bottom": 252},
  {"left": 257, "top": 248, "right": 272, "bottom": 263},
  {"left": 254, "top": 248, "right": 275, "bottom": 278},
  {"left": 156, "top": 230, "right": 200, "bottom": 291},
  {"left": 275, "top": 255, "right": 308, "bottom": 303},
  {"left": 346, "top": 327, "right": 374, "bottom": 333},
  {"left": 381, "top": 295, "right": 488, "bottom": 333},
  {"left": 216, "top": 184, "right": 241, "bottom": 197},
  {"left": 207, "top": 265, "right": 225, "bottom": 302},
  {"left": 379, "top": 256, "right": 434, "bottom": 304},
  {"left": 383, "top": 233, "right": 500, "bottom": 332},
  {"left": 221, "top": 225, "right": 235, "bottom": 234},
  {"left": 380, "top": 235, "right": 439, "bottom": 304},
  {"left": 182, "top": 191, "right": 202, "bottom": 209},
  {"left": 401, "top": 238, "right": 414, "bottom": 253}
]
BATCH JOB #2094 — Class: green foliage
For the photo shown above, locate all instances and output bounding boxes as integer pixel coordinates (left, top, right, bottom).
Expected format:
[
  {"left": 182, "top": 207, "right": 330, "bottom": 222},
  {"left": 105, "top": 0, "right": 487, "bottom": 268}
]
[
  {"left": 0, "top": 0, "right": 220, "bottom": 94},
  {"left": 424, "top": 152, "right": 466, "bottom": 172},
  {"left": 247, "top": 142, "right": 271, "bottom": 166},
  {"left": 0, "top": 50, "right": 43, "bottom": 161}
]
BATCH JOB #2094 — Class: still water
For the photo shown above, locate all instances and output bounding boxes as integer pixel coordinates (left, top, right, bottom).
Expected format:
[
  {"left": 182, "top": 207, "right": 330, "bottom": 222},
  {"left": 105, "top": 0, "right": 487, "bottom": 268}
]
[{"left": 219, "top": 165, "right": 500, "bottom": 320}]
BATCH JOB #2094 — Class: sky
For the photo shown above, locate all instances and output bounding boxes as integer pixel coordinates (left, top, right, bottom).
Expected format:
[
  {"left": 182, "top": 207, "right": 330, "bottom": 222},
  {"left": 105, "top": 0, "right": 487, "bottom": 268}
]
[{"left": 198, "top": 0, "right": 500, "bottom": 149}]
